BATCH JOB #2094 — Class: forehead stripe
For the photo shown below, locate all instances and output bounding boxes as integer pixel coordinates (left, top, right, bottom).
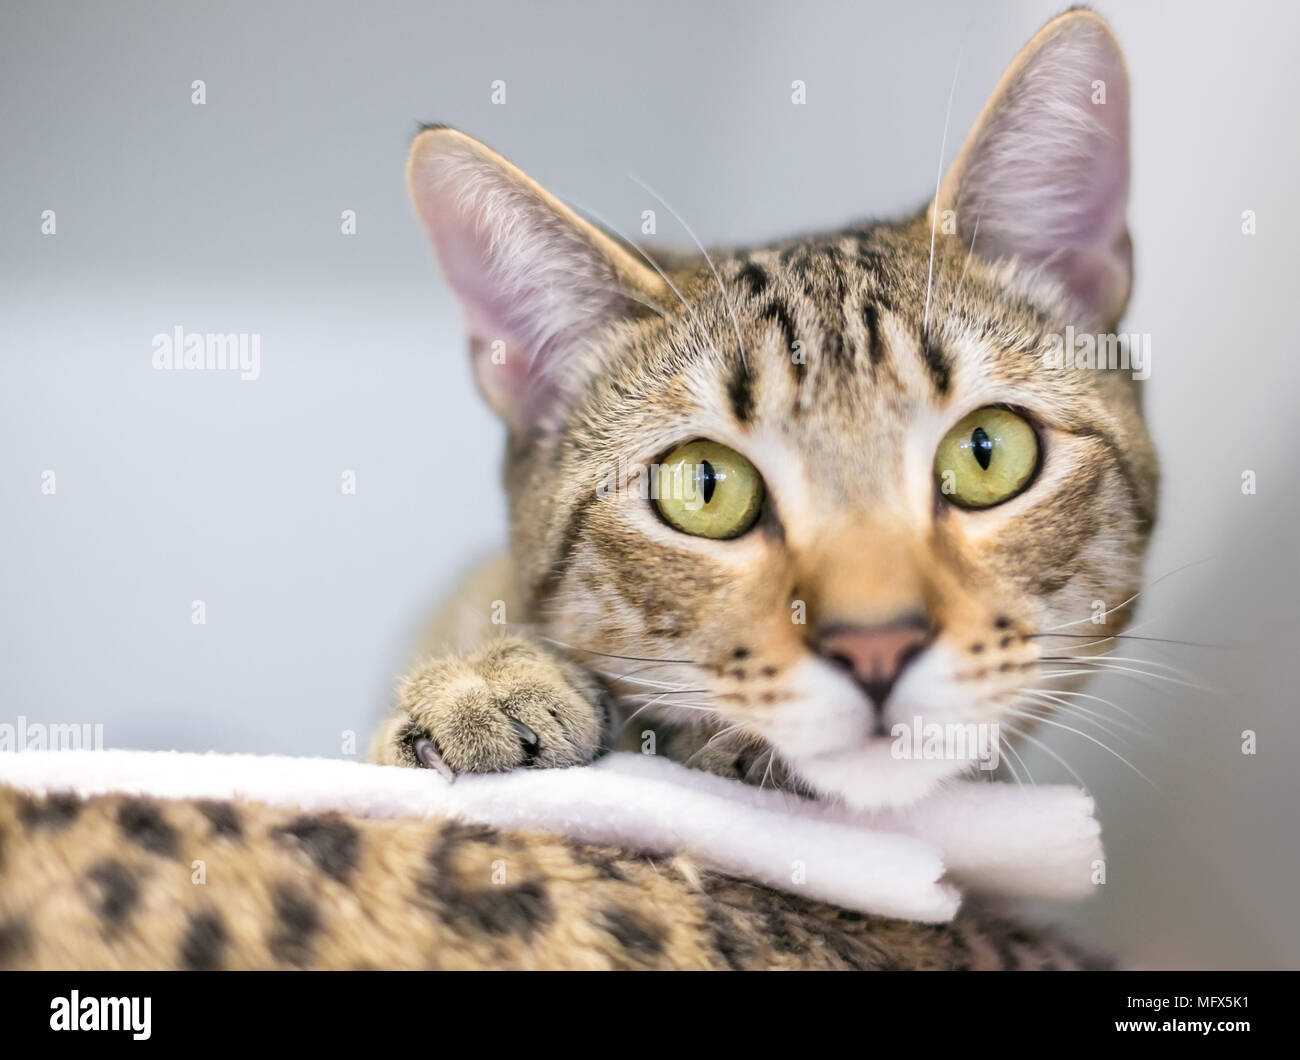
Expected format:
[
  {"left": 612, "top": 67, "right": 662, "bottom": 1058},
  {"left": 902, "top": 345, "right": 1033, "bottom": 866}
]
[
  {"left": 862, "top": 302, "right": 884, "bottom": 368},
  {"left": 920, "top": 334, "right": 952, "bottom": 394},
  {"left": 727, "top": 353, "right": 755, "bottom": 423},
  {"left": 735, "top": 261, "right": 768, "bottom": 297},
  {"left": 760, "top": 300, "right": 802, "bottom": 391}
]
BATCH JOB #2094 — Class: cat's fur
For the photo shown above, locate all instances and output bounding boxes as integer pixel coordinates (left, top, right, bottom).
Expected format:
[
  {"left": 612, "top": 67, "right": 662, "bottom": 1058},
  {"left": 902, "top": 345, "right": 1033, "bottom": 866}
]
[
  {"left": 372, "top": 8, "right": 1154, "bottom": 816},
  {"left": 0, "top": 10, "right": 1143, "bottom": 972},
  {"left": 0, "top": 787, "right": 1106, "bottom": 969}
]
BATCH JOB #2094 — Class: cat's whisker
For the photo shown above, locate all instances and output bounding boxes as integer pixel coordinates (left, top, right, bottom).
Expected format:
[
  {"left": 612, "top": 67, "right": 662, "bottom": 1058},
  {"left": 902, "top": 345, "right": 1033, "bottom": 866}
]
[
  {"left": 588, "top": 660, "right": 674, "bottom": 681},
  {"left": 1016, "top": 690, "right": 1140, "bottom": 741},
  {"left": 1028, "top": 686, "right": 1146, "bottom": 728},
  {"left": 1037, "top": 556, "right": 1215, "bottom": 633},
  {"left": 593, "top": 670, "right": 695, "bottom": 690},
  {"left": 1035, "top": 667, "right": 1112, "bottom": 681},
  {"left": 630, "top": 175, "right": 749, "bottom": 370},
  {"left": 535, "top": 257, "right": 672, "bottom": 321},
  {"left": 1038, "top": 653, "right": 1202, "bottom": 680},
  {"left": 1005, "top": 705, "right": 1157, "bottom": 789},
  {"left": 1020, "top": 244, "right": 1070, "bottom": 292},
  {"left": 999, "top": 720, "right": 1090, "bottom": 792},
  {"left": 1028, "top": 632, "right": 1226, "bottom": 650},
  {"left": 683, "top": 723, "right": 749, "bottom": 767},
  {"left": 538, "top": 635, "right": 700, "bottom": 667},
  {"left": 617, "top": 691, "right": 713, "bottom": 705},
  {"left": 571, "top": 201, "right": 725, "bottom": 367},
  {"left": 922, "top": 42, "right": 963, "bottom": 340},
  {"left": 1036, "top": 666, "right": 1185, "bottom": 697},
  {"left": 633, "top": 701, "right": 719, "bottom": 712},
  {"left": 995, "top": 731, "right": 1032, "bottom": 790},
  {"left": 619, "top": 698, "right": 716, "bottom": 731},
  {"left": 944, "top": 208, "right": 981, "bottom": 329},
  {"left": 1038, "top": 658, "right": 1217, "bottom": 694}
]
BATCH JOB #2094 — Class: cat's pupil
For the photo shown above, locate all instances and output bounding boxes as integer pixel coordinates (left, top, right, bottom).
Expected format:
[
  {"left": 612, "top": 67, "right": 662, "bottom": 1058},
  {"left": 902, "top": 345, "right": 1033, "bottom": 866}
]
[
  {"left": 970, "top": 427, "right": 993, "bottom": 471},
  {"left": 700, "top": 460, "right": 717, "bottom": 504}
]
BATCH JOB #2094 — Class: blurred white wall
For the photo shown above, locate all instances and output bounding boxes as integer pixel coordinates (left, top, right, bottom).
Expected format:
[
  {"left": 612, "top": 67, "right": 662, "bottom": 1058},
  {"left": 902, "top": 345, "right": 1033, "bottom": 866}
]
[{"left": 2, "top": 0, "right": 1297, "bottom": 967}]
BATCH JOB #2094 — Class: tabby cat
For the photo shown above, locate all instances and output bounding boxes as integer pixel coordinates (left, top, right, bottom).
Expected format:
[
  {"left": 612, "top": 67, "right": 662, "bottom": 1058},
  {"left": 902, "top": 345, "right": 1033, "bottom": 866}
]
[{"left": 372, "top": 8, "right": 1155, "bottom": 814}]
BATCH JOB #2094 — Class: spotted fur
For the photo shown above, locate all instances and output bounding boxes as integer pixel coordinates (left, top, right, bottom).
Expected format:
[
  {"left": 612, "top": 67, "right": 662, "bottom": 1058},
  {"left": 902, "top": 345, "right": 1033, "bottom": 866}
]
[
  {"left": 1, "top": 11, "right": 1145, "bottom": 969},
  {"left": 0, "top": 789, "right": 1106, "bottom": 970}
]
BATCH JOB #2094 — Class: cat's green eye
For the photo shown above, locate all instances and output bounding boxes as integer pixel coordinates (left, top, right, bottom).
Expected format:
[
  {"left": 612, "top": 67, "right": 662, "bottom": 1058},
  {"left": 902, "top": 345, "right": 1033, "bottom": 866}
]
[
  {"left": 653, "top": 440, "right": 765, "bottom": 539},
  {"left": 934, "top": 407, "right": 1039, "bottom": 509}
]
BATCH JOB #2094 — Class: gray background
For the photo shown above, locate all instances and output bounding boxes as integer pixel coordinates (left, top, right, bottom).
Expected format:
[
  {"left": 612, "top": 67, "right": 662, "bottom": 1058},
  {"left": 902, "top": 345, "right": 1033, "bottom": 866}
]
[{"left": 2, "top": 0, "right": 1297, "bottom": 968}]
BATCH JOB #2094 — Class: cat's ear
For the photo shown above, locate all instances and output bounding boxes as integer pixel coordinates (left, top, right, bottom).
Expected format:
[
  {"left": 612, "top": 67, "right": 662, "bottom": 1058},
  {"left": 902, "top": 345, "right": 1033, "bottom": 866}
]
[
  {"left": 407, "top": 127, "right": 668, "bottom": 432},
  {"left": 933, "top": 10, "right": 1131, "bottom": 327}
]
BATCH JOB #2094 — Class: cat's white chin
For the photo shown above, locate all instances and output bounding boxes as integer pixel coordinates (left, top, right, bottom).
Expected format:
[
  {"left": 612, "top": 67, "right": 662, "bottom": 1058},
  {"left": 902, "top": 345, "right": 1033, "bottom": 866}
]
[
  {"left": 762, "top": 652, "right": 981, "bottom": 811},
  {"left": 786, "top": 741, "right": 970, "bottom": 812}
]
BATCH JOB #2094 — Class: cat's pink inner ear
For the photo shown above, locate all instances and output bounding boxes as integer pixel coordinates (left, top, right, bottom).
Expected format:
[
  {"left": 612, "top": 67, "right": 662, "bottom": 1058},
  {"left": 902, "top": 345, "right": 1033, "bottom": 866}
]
[
  {"left": 939, "top": 11, "right": 1132, "bottom": 326},
  {"left": 406, "top": 128, "right": 663, "bottom": 431}
]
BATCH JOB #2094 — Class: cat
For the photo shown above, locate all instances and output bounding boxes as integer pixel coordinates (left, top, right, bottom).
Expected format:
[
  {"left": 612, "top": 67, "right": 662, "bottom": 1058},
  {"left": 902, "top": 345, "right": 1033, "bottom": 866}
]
[{"left": 371, "top": 8, "right": 1156, "bottom": 814}]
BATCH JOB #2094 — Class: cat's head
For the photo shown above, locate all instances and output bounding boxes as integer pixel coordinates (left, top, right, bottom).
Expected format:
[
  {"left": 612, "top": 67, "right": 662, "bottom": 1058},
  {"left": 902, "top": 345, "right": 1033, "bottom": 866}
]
[{"left": 408, "top": 10, "right": 1156, "bottom": 808}]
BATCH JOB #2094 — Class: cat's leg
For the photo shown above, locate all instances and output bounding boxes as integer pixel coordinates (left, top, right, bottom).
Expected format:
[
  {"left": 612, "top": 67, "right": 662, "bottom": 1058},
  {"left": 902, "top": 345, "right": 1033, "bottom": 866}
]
[
  {"left": 655, "top": 723, "right": 795, "bottom": 789},
  {"left": 370, "top": 634, "right": 609, "bottom": 775},
  {"left": 369, "top": 557, "right": 609, "bottom": 775}
]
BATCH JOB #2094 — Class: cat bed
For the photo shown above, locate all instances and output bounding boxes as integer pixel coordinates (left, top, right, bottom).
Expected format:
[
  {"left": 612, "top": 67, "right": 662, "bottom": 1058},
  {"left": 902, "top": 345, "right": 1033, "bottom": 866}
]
[{"left": 0, "top": 750, "right": 1104, "bottom": 970}]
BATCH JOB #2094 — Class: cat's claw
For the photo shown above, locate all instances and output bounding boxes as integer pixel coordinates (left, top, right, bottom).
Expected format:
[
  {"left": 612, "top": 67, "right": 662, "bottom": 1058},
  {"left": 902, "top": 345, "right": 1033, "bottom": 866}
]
[
  {"left": 511, "top": 718, "right": 540, "bottom": 763},
  {"left": 410, "top": 717, "right": 541, "bottom": 780},
  {"left": 413, "top": 736, "right": 456, "bottom": 782},
  {"left": 375, "top": 635, "right": 606, "bottom": 774}
]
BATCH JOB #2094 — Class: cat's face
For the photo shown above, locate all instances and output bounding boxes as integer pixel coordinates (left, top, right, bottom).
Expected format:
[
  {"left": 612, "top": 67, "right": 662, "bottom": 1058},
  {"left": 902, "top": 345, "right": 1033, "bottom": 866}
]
[{"left": 409, "top": 10, "right": 1155, "bottom": 808}]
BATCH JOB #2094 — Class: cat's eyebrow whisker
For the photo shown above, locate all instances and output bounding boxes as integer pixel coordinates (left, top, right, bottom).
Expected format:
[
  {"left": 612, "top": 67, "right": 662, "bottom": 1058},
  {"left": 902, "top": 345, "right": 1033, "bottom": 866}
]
[
  {"left": 630, "top": 174, "right": 749, "bottom": 371},
  {"left": 569, "top": 200, "right": 725, "bottom": 368},
  {"left": 944, "top": 207, "right": 981, "bottom": 329},
  {"left": 922, "top": 42, "right": 964, "bottom": 340},
  {"left": 539, "top": 258, "right": 672, "bottom": 321},
  {"left": 1020, "top": 243, "right": 1070, "bottom": 293}
]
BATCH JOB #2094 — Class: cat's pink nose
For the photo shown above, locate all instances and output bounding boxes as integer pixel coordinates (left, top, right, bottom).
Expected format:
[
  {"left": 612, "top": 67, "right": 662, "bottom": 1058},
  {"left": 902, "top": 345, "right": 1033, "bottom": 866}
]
[{"left": 818, "top": 618, "right": 930, "bottom": 711}]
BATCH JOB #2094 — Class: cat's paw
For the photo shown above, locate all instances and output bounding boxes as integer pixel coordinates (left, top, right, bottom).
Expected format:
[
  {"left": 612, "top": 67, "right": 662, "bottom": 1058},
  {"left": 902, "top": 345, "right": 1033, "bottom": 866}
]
[{"left": 371, "top": 635, "right": 607, "bottom": 777}]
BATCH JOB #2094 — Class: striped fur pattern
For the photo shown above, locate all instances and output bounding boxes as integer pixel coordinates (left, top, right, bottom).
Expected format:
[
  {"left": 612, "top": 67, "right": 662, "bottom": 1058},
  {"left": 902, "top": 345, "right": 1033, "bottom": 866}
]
[
  {"left": 0, "top": 11, "right": 1144, "bottom": 971},
  {"left": 495, "top": 216, "right": 1155, "bottom": 808},
  {"left": 378, "top": 11, "right": 1154, "bottom": 815}
]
